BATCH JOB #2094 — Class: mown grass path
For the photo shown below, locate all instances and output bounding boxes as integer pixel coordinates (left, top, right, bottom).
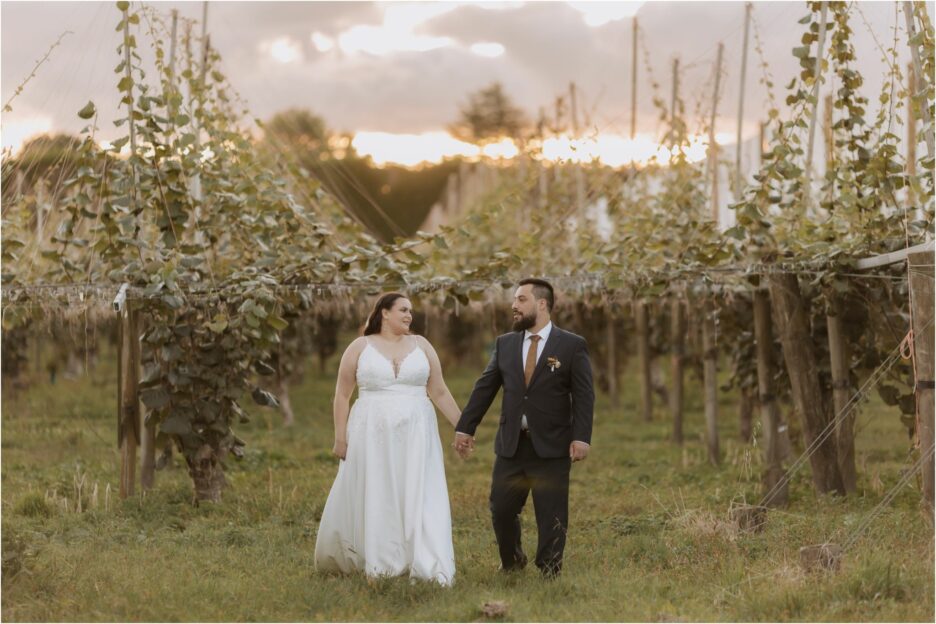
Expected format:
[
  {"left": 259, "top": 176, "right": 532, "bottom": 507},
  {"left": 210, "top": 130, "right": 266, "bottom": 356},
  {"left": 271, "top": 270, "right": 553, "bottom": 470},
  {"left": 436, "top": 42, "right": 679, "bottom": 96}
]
[{"left": 2, "top": 346, "right": 933, "bottom": 621}]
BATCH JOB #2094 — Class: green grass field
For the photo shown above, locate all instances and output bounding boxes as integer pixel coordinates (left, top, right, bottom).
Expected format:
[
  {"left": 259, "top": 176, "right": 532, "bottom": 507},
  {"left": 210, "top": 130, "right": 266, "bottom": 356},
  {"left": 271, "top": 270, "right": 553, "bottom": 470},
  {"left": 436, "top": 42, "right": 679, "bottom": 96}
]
[{"left": 2, "top": 344, "right": 933, "bottom": 622}]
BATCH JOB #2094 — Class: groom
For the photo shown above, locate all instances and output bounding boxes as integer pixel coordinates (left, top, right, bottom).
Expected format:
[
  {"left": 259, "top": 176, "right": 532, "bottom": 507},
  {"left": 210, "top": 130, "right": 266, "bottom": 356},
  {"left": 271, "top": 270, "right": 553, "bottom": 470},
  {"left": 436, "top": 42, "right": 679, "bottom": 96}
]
[{"left": 455, "top": 278, "right": 594, "bottom": 578}]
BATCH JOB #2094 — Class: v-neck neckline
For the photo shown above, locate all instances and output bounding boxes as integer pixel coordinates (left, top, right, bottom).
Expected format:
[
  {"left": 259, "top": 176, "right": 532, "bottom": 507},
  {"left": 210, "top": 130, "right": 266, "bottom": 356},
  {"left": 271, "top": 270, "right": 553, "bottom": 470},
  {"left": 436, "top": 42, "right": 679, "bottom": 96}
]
[{"left": 366, "top": 340, "right": 419, "bottom": 380}]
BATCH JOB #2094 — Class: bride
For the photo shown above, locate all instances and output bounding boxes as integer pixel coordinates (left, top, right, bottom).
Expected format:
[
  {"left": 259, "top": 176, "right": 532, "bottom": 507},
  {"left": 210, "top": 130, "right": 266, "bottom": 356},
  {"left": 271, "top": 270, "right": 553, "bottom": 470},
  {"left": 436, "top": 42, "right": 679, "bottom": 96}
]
[{"left": 314, "top": 293, "right": 463, "bottom": 586}]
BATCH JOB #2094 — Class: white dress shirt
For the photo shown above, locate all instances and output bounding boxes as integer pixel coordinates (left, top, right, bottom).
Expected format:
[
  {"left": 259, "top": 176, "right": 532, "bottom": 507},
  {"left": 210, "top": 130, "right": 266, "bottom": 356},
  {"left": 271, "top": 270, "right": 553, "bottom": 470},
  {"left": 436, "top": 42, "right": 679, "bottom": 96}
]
[{"left": 521, "top": 322, "right": 552, "bottom": 430}]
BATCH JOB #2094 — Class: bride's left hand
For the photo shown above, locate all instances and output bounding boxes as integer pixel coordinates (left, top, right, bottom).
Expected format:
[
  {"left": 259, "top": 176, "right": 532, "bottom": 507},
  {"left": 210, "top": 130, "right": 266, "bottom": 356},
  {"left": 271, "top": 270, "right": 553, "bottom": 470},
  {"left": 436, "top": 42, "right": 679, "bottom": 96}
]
[{"left": 333, "top": 439, "right": 348, "bottom": 460}]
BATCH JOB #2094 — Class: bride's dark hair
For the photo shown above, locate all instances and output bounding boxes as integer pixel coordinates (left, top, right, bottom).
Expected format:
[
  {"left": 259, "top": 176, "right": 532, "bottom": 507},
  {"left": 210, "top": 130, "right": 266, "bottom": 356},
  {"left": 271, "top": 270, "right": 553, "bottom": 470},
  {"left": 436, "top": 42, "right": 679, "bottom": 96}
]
[{"left": 363, "top": 292, "right": 408, "bottom": 336}]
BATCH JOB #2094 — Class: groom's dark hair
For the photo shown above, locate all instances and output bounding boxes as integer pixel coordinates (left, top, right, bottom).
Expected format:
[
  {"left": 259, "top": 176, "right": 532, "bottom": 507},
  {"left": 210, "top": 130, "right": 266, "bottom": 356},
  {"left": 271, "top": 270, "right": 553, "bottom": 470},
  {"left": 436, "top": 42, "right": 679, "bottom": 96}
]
[{"left": 518, "top": 278, "right": 554, "bottom": 312}]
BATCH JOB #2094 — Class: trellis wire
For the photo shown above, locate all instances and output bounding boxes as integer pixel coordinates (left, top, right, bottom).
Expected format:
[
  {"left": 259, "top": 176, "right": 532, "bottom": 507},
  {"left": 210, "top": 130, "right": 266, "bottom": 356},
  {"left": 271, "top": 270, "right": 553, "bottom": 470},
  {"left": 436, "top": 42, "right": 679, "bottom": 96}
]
[{"left": 757, "top": 312, "right": 934, "bottom": 509}]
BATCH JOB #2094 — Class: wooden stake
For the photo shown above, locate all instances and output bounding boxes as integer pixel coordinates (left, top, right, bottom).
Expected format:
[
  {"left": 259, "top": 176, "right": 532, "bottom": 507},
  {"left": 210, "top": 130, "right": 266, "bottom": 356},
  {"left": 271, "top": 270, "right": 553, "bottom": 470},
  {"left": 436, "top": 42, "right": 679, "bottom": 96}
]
[
  {"left": 537, "top": 164, "right": 548, "bottom": 211},
  {"left": 823, "top": 93, "right": 834, "bottom": 169},
  {"left": 803, "top": 1, "right": 830, "bottom": 202},
  {"left": 122, "top": 6, "right": 138, "bottom": 196},
  {"left": 827, "top": 308, "right": 856, "bottom": 494},
  {"left": 909, "top": 252, "right": 935, "bottom": 509},
  {"left": 118, "top": 308, "right": 141, "bottom": 499},
  {"left": 670, "top": 57, "right": 680, "bottom": 128},
  {"left": 630, "top": 16, "right": 639, "bottom": 140},
  {"left": 670, "top": 298, "right": 685, "bottom": 444},
  {"left": 759, "top": 121, "right": 767, "bottom": 167},
  {"left": 769, "top": 272, "right": 845, "bottom": 495},
  {"left": 739, "top": 388, "right": 753, "bottom": 443},
  {"left": 753, "top": 288, "right": 788, "bottom": 507},
  {"left": 140, "top": 417, "right": 156, "bottom": 490},
  {"left": 907, "top": 62, "right": 917, "bottom": 208},
  {"left": 734, "top": 2, "right": 752, "bottom": 199},
  {"left": 709, "top": 42, "right": 724, "bottom": 223},
  {"left": 570, "top": 82, "right": 586, "bottom": 219},
  {"left": 703, "top": 298, "right": 719, "bottom": 466},
  {"left": 904, "top": 2, "right": 935, "bottom": 160},
  {"left": 636, "top": 300, "right": 653, "bottom": 422},
  {"left": 168, "top": 10, "right": 178, "bottom": 107},
  {"left": 607, "top": 313, "right": 619, "bottom": 410}
]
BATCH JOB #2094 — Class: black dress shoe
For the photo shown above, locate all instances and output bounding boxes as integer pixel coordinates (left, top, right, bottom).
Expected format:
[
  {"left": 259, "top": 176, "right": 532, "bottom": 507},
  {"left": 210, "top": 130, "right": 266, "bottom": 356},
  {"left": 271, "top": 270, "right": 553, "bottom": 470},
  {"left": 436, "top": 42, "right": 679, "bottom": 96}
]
[
  {"left": 499, "top": 553, "right": 528, "bottom": 573},
  {"left": 538, "top": 561, "right": 562, "bottom": 579}
]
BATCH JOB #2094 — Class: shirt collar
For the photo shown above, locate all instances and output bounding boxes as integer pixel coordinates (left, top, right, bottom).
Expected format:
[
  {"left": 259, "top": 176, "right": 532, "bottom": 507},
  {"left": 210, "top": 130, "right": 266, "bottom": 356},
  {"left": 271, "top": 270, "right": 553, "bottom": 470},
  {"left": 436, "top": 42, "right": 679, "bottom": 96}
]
[{"left": 525, "top": 321, "right": 552, "bottom": 343}]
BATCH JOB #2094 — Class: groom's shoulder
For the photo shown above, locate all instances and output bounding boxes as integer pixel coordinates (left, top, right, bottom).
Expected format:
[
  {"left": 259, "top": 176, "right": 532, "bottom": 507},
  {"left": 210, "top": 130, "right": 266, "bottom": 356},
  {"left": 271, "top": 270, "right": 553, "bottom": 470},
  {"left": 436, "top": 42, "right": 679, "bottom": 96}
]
[
  {"left": 556, "top": 327, "right": 588, "bottom": 346},
  {"left": 495, "top": 331, "right": 520, "bottom": 343}
]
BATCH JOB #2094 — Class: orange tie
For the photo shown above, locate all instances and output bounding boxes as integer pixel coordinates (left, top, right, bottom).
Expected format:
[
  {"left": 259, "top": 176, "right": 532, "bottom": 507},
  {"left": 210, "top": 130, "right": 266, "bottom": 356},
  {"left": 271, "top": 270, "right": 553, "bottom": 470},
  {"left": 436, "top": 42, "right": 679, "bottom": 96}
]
[{"left": 524, "top": 335, "right": 541, "bottom": 387}]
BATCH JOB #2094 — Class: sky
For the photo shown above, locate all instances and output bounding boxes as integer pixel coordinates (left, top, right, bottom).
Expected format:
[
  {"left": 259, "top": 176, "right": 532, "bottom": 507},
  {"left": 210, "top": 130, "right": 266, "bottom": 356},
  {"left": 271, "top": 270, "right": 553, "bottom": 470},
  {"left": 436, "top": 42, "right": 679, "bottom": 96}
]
[{"left": 1, "top": 1, "right": 930, "bottom": 166}]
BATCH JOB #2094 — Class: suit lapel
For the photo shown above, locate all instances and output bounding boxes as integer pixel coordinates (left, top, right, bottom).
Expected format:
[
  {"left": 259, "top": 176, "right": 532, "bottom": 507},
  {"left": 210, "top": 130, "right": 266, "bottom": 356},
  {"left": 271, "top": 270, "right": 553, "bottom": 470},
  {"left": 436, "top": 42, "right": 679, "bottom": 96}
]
[
  {"left": 511, "top": 331, "right": 525, "bottom": 383},
  {"left": 528, "top": 326, "right": 564, "bottom": 390}
]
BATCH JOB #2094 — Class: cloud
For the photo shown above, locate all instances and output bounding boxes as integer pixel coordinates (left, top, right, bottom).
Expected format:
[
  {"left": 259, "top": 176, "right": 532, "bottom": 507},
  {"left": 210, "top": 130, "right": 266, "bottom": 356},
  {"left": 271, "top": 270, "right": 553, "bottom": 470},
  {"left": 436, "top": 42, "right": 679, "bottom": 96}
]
[{"left": 0, "top": 0, "right": 923, "bottom": 154}]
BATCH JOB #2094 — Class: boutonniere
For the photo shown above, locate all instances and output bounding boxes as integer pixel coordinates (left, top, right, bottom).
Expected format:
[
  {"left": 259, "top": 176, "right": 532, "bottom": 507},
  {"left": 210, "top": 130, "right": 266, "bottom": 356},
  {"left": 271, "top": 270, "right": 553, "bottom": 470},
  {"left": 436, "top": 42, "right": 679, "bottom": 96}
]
[{"left": 547, "top": 356, "right": 561, "bottom": 372}]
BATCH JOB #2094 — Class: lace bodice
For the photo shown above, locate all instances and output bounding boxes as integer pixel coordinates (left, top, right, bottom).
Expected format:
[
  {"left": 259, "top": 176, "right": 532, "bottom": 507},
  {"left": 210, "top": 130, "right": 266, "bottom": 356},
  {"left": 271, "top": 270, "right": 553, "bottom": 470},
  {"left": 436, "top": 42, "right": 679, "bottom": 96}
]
[{"left": 356, "top": 339, "right": 430, "bottom": 393}]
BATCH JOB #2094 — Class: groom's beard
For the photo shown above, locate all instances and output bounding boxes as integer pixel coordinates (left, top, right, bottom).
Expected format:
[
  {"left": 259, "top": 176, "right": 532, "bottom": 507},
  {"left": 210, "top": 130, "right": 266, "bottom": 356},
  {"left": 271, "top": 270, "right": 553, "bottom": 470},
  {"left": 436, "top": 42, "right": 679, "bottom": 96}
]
[{"left": 511, "top": 310, "right": 537, "bottom": 332}]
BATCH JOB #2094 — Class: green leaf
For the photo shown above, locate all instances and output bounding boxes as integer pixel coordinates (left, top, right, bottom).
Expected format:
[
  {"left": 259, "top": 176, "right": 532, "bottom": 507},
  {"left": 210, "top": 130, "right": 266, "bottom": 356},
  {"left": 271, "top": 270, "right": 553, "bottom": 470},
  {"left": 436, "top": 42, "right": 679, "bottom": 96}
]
[
  {"left": 792, "top": 46, "right": 810, "bottom": 59},
  {"left": 207, "top": 315, "right": 228, "bottom": 333},
  {"left": 251, "top": 387, "right": 280, "bottom": 408},
  {"left": 160, "top": 414, "right": 190, "bottom": 435},
  {"left": 77, "top": 101, "right": 97, "bottom": 119},
  {"left": 254, "top": 361, "right": 276, "bottom": 376},
  {"left": 266, "top": 315, "right": 288, "bottom": 331},
  {"left": 140, "top": 388, "right": 170, "bottom": 410}
]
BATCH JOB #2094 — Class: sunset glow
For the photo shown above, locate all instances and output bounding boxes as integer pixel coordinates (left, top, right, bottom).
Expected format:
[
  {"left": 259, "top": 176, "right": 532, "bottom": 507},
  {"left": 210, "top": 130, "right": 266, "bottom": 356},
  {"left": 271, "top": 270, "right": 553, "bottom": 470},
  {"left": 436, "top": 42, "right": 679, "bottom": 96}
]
[
  {"left": 351, "top": 130, "right": 735, "bottom": 169},
  {"left": 266, "top": 36, "right": 303, "bottom": 63},
  {"left": 1, "top": 116, "right": 53, "bottom": 153}
]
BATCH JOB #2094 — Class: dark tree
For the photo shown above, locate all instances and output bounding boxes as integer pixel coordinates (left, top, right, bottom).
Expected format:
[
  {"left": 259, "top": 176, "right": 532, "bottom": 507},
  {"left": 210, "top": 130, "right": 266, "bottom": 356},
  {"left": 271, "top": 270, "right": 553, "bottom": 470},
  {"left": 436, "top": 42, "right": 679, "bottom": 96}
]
[{"left": 449, "top": 82, "right": 528, "bottom": 142}]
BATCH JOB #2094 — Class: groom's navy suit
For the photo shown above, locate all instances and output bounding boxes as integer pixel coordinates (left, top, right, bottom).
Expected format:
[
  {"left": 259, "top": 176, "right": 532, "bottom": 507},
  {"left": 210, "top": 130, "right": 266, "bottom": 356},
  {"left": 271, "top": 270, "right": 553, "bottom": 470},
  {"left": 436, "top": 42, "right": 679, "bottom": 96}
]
[{"left": 456, "top": 323, "right": 595, "bottom": 576}]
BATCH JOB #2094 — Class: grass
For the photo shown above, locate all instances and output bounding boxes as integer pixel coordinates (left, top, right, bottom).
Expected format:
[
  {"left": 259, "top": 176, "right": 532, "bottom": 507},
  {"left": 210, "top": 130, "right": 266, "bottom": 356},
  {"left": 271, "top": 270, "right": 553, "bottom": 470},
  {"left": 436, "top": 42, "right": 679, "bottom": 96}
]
[{"left": 1, "top": 343, "right": 933, "bottom": 622}]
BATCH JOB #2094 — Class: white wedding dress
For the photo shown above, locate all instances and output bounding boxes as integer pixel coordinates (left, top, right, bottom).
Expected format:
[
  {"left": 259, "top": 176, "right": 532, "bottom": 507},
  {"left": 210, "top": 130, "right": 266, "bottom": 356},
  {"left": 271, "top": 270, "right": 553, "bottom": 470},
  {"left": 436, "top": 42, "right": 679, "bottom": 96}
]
[{"left": 314, "top": 339, "right": 456, "bottom": 586}]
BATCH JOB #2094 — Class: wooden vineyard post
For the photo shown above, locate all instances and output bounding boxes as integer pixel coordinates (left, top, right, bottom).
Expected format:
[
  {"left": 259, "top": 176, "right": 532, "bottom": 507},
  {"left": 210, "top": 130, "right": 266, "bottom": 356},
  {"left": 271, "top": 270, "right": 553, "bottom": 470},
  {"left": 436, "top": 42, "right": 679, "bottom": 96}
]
[
  {"left": 116, "top": 285, "right": 141, "bottom": 499},
  {"left": 636, "top": 299, "right": 653, "bottom": 422},
  {"left": 708, "top": 42, "right": 724, "bottom": 223},
  {"left": 769, "top": 272, "right": 845, "bottom": 495},
  {"left": 140, "top": 393, "right": 157, "bottom": 490},
  {"left": 802, "top": 1, "right": 829, "bottom": 203},
  {"left": 734, "top": 2, "right": 752, "bottom": 199},
  {"left": 702, "top": 297, "right": 719, "bottom": 466},
  {"left": 607, "top": 312, "right": 620, "bottom": 410},
  {"left": 907, "top": 62, "right": 918, "bottom": 210},
  {"left": 670, "top": 298, "right": 685, "bottom": 444},
  {"left": 738, "top": 388, "right": 753, "bottom": 443},
  {"left": 904, "top": 2, "right": 935, "bottom": 160},
  {"left": 909, "top": 252, "right": 935, "bottom": 509},
  {"left": 753, "top": 288, "right": 788, "bottom": 506},
  {"left": 827, "top": 307, "right": 857, "bottom": 494},
  {"left": 630, "top": 16, "right": 638, "bottom": 141}
]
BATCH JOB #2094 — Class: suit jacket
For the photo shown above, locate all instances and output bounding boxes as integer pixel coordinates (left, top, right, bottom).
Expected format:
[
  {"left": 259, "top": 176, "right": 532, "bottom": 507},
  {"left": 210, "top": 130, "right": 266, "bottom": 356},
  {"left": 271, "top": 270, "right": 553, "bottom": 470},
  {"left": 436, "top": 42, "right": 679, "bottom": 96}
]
[{"left": 456, "top": 325, "right": 595, "bottom": 458}]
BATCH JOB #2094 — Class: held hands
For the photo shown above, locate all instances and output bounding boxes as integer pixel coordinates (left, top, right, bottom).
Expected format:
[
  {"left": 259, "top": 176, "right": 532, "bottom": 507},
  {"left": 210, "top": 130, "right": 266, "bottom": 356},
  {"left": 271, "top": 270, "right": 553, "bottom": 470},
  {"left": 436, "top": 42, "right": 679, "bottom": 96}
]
[
  {"left": 570, "top": 441, "right": 590, "bottom": 463},
  {"left": 452, "top": 432, "right": 475, "bottom": 460},
  {"left": 332, "top": 438, "right": 348, "bottom": 460}
]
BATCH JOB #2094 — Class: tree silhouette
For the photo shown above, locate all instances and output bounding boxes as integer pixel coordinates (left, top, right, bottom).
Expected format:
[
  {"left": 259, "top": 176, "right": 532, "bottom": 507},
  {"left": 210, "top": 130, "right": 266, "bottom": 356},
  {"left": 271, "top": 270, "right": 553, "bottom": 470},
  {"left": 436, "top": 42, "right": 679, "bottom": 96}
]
[{"left": 449, "top": 82, "right": 528, "bottom": 142}]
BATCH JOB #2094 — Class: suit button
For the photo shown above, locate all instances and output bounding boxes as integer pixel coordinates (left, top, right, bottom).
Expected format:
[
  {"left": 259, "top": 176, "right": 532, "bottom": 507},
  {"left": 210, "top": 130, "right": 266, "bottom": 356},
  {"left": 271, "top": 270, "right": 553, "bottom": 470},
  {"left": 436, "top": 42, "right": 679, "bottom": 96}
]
[{"left": 524, "top": 395, "right": 528, "bottom": 400}]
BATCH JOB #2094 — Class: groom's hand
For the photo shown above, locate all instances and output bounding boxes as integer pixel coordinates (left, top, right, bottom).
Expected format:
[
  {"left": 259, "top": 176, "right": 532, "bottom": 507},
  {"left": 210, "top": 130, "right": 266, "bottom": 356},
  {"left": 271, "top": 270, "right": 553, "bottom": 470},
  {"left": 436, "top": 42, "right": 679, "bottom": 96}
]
[
  {"left": 453, "top": 432, "right": 474, "bottom": 459},
  {"left": 570, "top": 441, "right": 590, "bottom": 463}
]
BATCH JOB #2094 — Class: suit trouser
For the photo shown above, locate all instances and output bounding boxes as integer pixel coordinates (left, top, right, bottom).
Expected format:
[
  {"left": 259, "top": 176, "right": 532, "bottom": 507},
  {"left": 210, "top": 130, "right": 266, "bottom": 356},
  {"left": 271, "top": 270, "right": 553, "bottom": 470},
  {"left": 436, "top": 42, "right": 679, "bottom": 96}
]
[{"left": 489, "top": 431, "right": 571, "bottom": 576}]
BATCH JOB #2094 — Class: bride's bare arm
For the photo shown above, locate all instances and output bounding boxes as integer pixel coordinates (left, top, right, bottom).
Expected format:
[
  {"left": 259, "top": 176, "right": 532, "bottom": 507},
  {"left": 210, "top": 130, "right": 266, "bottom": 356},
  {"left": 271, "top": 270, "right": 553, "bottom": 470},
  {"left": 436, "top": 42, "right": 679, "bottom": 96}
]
[
  {"left": 332, "top": 337, "right": 366, "bottom": 459},
  {"left": 417, "top": 336, "right": 462, "bottom": 428}
]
